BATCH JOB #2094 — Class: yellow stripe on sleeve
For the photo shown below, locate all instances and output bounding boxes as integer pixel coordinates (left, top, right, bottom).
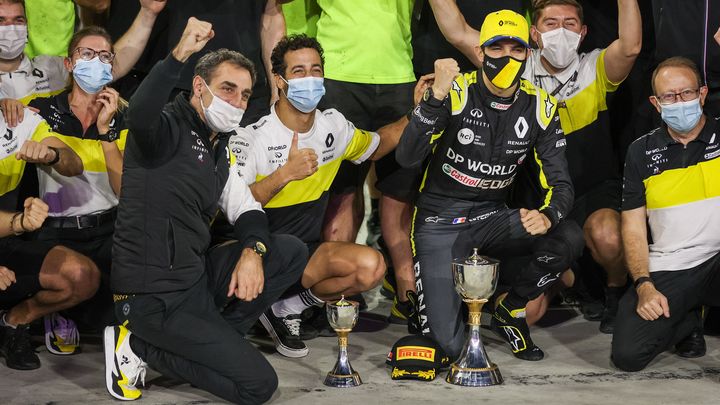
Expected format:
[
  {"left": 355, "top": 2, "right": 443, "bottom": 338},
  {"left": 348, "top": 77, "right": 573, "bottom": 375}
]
[{"left": 343, "top": 128, "right": 375, "bottom": 162}]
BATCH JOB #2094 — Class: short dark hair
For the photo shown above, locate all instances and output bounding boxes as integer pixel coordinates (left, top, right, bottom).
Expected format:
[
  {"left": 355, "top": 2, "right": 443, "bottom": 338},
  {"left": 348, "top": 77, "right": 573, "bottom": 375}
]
[
  {"left": 68, "top": 25, "right": 113, "bottom": 57},
  {"left": 532, "top": 0, "right": 584, "bottom": 25},
  {"left": 0, "top": 0, "right": 25, "bottom": 9},
  {"left": 194, "top": 48, "right": 257, "bottom": 86},
  {"left": 270, "top": 34, "right": 325, "bottom": 77},
  {"left": 651, "top": 56, "right": 703, "bottom": 95}
]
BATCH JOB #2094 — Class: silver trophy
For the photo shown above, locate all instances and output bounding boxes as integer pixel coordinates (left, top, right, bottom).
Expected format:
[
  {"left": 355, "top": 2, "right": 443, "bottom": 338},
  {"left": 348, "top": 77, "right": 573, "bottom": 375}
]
[
  {"left": 323, "top": 296, "right": 362, "bottom": 387},
  {"left": 446, "top": 248, "right": 503, "bottom": 386}
]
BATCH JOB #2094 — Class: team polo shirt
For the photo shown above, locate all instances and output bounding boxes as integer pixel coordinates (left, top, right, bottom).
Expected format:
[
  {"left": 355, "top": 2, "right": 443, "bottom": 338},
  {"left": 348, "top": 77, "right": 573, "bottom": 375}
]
[
  {"left": 523, "top": 48, "right": 622, "bottom": 196},
  {"left": 230, "top": 106, "right": 379, "bottom": 242},
  {"left": 315, "top": 0, "right": 416, "bottom": 84},
  {"left": 29, "top": 91, "right": 128, "bottom": 217},
  {"left": 0, "top": 110, "right": 54, "bottom": 200},
  {"left": 623, "top": 118, "right": 720, "bottom": 272},
  {"left": 0, "top": 55, "right": 67, "bottom": 104}
]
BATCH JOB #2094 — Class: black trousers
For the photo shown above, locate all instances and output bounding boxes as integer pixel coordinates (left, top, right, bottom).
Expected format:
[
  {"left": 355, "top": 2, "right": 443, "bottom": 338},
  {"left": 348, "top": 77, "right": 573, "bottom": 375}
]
[
  {"left": 319, "top": 79, "right": 419, "bottom": 200},
  {"left": 611, "top": 251, "right": 720, "bottom": 372},
  {"left": 411, "top": 200, "right": 584, "bottom": 359},
  {"left": 37, "top": 220, "right": 116, "bottom": 327},
  {"left": 114, "top": 234, "right": 307, "bottom": 404}
]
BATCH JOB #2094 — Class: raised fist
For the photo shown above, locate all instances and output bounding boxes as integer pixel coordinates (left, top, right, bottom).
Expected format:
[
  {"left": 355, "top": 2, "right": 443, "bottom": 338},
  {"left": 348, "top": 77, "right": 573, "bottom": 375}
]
[
  {"left": 431, "top": 58, "right": 460, "bottom": 100},
  {"left": 172, "top": 17, "right": 215, "bottom": 63}
]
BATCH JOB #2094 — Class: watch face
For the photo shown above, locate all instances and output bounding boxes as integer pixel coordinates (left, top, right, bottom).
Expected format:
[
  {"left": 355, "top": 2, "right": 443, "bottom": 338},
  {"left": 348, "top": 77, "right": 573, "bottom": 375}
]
[
  {"left": 255, "top": 241, "right": 267, "bottom": 255},
  {"left": 423, "top": 88, "right": 431, "bottom": 102}
]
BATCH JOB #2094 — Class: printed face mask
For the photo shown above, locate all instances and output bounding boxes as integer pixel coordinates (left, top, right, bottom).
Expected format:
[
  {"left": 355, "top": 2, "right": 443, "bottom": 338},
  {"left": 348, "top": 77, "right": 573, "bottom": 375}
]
[{"left": 483, "top": 54, "right": 526, "bottom": 89}]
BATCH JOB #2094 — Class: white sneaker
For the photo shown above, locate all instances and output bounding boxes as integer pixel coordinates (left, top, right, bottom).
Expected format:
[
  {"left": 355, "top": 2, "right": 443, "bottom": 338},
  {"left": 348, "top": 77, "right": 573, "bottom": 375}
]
[
  {"left": 44, "top": 313, "right": 79, "bottom": 355},
  {"left": 104, "top": 325, "right": 146, "bottom": 401}
]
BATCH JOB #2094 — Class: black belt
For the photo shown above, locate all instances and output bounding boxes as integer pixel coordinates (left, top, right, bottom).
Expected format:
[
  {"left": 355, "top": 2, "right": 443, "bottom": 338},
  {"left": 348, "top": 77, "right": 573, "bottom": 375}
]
[{"left": 44, "top": 209, "right": 117, "bottom": 230}]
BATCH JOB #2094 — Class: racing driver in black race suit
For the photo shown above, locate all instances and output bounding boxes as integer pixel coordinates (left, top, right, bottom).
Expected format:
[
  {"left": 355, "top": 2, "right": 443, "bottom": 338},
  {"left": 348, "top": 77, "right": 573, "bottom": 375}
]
[{"left": 396, "top": 10, "right": 584, "bottom": 362}]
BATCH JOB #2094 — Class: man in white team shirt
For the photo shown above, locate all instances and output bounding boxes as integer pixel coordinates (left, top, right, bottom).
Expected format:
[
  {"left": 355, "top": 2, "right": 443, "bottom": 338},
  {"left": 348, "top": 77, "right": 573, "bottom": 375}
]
[{"left": 230, "top": 34, "right": 409, "bottom": 358}]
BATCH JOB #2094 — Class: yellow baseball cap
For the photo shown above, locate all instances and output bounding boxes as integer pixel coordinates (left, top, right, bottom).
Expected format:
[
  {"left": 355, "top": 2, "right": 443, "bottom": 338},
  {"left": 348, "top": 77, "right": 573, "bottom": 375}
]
[{"left": 479, "top": 10, "right": 530, "bottom": 48}]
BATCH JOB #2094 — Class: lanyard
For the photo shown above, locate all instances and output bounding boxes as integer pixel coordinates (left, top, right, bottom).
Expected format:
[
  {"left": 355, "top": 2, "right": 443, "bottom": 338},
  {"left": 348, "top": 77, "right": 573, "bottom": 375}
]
[{"left": 539, "top": 69, "right": 579, "bottom": 98}]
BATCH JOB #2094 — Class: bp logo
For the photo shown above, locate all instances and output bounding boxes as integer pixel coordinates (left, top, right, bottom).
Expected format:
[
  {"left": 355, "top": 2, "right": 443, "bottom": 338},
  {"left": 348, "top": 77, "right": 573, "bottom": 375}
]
[{"left": 457, "top": 128, "right": 474, "bottom": 145}]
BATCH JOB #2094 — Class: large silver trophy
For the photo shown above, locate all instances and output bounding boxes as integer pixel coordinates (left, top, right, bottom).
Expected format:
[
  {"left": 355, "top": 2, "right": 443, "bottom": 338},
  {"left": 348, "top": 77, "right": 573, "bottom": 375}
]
[
  {"left": 446, "top": 248, "right": 503, "bottom": 386},
  {"left": 323, "top": 296, "right": 362, "bottom": 387}
]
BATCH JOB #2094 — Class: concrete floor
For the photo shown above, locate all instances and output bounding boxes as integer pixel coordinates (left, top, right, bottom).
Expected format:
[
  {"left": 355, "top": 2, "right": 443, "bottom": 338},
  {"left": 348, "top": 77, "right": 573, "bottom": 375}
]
[
  {"left": 1, "top": 290, "right": 718, "bottom": 405},
  {"left": 2, "top": 199, "right": 718, "bottom": 404}
]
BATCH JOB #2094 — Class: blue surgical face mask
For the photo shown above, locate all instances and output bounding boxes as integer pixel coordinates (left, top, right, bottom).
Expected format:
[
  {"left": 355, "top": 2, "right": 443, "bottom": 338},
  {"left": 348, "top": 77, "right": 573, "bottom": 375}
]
[
  {"left": 660, "top": 98, "right": 703, "bottom": 134},
  {"left": 73, "top": 57, "right": 113, "bottom": 94},
  {"left": 281, "top": 76, "right": 325, "bottom": 113}
]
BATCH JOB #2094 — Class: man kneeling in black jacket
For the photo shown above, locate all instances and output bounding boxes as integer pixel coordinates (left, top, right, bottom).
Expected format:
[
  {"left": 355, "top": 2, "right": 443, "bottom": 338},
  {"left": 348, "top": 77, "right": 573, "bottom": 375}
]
[{"left": 103, "top": 17, "right": 307, "bottom": 404}]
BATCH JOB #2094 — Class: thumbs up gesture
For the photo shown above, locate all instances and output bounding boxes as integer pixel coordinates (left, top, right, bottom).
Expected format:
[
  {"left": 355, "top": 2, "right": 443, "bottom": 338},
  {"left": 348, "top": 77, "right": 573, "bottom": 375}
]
[{"left": 281, "top": 132, "right": 318, "bottom": 181}]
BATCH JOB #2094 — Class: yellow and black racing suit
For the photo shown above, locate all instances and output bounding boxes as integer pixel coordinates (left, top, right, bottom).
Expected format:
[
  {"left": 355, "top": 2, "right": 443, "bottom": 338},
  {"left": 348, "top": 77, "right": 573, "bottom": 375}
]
[{"left": 396, "top": 72, "right": 584, "bottom": 358}]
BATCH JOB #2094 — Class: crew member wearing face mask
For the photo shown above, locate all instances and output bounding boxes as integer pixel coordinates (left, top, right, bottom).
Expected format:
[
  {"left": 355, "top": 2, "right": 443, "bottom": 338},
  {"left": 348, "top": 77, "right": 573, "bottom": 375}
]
[
  {"left": 0, "top": 0, "right": 163, "bottom": 119},
  {"left": 396, "top": 10, "right": 584, "bottom": 363},
  {"left": 426, "top": 0, "right": 643, "bottom": 336},
  {"left": 26, "top": 27, "right": 127, "bottom": 349},
  {"left": 612, "top": 57, "right": 720, "bottom": 373},
  {"left": 229, "top": 34, "right": 406, "bottom": 358},
  {"left": 106, "top": 18, "right": 308, "bottom": 403},
  {"left": 516, "top": 0, "right": 642, "bottom": 336}
]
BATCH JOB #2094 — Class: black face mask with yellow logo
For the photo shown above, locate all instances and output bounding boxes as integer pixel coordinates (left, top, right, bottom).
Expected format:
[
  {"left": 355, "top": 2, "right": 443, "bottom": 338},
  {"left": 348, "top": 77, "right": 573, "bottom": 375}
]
[{"left": 482, "top": 54, "right": 526, "bottom": 89}]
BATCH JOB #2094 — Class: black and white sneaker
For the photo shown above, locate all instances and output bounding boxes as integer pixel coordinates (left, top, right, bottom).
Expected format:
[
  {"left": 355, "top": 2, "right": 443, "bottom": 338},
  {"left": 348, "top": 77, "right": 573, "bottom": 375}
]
[{"left": 259, "top": 310, "right": 309, "bottom": 358}]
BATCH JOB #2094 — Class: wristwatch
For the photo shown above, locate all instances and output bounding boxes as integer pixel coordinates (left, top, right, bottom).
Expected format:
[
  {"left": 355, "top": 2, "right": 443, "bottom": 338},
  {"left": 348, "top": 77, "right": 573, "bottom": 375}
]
[
  {"left": 422, "top": 87, "right": 433, "bottom": 102},
  {"left": 634, "top": 276, "right": 653, "bottom": 290},
  {"left": 423, "top": 87, "right": 445, "bottom": 107},
  {"left": 252, "top": 241, "right": 267, "bottom": 258},
  {"left": 98, "top": 128, "right": 120, "bottom": 142}
]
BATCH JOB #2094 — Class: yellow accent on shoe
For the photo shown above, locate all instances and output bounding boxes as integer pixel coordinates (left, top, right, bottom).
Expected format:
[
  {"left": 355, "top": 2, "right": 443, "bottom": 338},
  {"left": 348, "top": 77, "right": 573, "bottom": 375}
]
[
  {"left": 390, "top": 301, "right": 408, "bottom": 320},
  {"left": 382, "top": 277, "right": 396, "bottom": 296},
  {"left": 498, "top": 299, "right": 527, "bottom": 319},
  {"left": 105, "top": 325, "right": 144, "bottom": 401}
]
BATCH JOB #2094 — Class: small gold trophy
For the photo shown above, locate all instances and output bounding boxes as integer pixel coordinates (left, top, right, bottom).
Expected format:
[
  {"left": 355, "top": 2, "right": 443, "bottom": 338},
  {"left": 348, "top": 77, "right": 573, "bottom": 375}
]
[
  {"left": 446, "top": 248, "right": 503, "bottom": 386},
  {"left": 323, "top": 296, "right": 362, "bottom": 387}
]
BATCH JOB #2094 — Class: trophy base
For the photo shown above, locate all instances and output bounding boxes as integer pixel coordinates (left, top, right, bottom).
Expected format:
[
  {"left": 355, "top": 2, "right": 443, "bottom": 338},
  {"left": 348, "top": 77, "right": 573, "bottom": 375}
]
[
  {"left": 323, "top": 371, "right": 362, "bottom": 388},
  {"left": 446, "top": 362, "right": 503, "bottom": 387}
]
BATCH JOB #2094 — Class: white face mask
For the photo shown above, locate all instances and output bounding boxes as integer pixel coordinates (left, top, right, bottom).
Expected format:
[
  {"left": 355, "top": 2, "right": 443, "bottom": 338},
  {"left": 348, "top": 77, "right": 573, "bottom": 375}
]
[
  {"left": 540, "top": 27, "right": 581, "bottom": 69},
  {"left": 199, "top": 79, "right": 244, "bottom": 133},
  {"left": 0, "top": 24, "right": 27, "bottom": 60}
]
